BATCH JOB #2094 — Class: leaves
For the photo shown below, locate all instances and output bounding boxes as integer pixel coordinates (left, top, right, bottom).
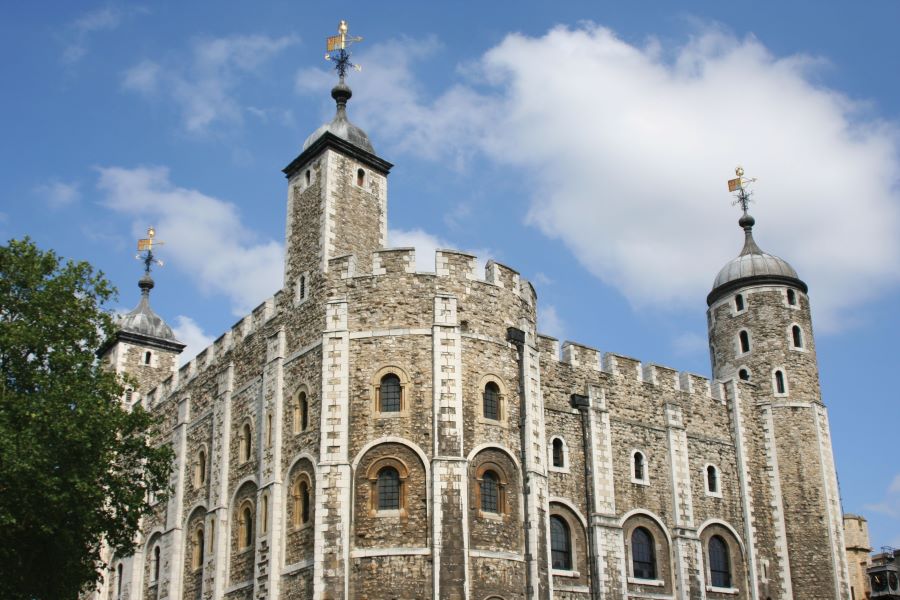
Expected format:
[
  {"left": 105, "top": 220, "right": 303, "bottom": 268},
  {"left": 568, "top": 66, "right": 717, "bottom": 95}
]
[{"left": 0, "top": 238, "right": 173, "bottom": 600}]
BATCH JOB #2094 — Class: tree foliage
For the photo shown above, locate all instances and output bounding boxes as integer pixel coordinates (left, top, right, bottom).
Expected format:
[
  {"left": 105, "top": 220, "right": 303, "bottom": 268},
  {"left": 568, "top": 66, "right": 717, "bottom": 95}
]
[{"left": 0, "top": 238, "right": 173, "bottom": 600}]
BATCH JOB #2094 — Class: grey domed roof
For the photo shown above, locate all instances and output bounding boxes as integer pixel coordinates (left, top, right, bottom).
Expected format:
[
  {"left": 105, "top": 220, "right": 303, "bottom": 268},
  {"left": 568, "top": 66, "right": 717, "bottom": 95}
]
[
  {"left": 302, "top": 82, "right": 375, "bottom": 154},
  {"left": 119, "top": 275, "right": 177, "bottom": 342},
  {"left": 708, "top": 213, "right": 806, "bottom": 305}
]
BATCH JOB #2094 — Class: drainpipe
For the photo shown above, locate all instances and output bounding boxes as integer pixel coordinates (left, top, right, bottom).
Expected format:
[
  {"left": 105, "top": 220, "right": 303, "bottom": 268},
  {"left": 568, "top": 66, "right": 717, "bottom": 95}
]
[{"left": 571, "top": 392, "right": 601, "bottom": 600}]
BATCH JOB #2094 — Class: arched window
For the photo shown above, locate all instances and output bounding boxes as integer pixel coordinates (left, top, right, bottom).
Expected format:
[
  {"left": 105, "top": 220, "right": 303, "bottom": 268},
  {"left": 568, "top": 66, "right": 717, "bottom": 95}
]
[
  {"left": 144, "top": 351, "right": 152, "bottom": 365},
  {"left": 550, "top": 516, "right": 572, "bottom": 570},
  {"left": 483, "top": 381, "right": 500, "bottom": 420},
  {"left": 734, "top": 294, "right": 744, "bottom": 312},
  {"left": 787, "top": 289, "right": 797, "bottom": 305},
  {"left": 195, "top": 449, "right": 206, "bottom": 488},
  {"left": 299, "top": 274, "right": 306, "bottom": 300},
  {"left": 377, "top": 467, "right": 400, "bottom": 510},
  {"left": 738, "top": 368, "right": 750, "bottom": 381},
  {"left": 709, "top": 535, "right": 731, "bottom": 588},
  {"left": 192, "top": 526, "right": 204, "bottom": 570},
  {"left": 631, "top": 527, "right": 656, "bottom": 580},
  {"left": 552, "top": 438, "right": 565, "bottom": 468},
  {"left": 239, "top": 504, "right": 253, "bottom": 550},
  {"left": 300, "top": 480, "right": 310, "bottom": 524},
  {"left": 707, "top": 465, "right": 718, "bottom": 494},
  {"left": 379, "top": 374, "right": 402, "bottom": 412},
  {"left": 633, "top": 451, "right": 646, "bottom": 482},
  {"left": 152, "top": 544, "right": 160, "bottom": 582},
  {"left": 481, "top": 470, "right": 500, "bottom": 513},
  {"left": 266, "top": 413, "right": 273, "bottom": 447},
  {"left": 261, "top": 494, "right": 269, "bottom": 534},
  {"left": 357, "top": 168, "right": 366, "bottom": 187},
  {"left": 117, "top": 563, "right": 123, "bottom": 598},
  {"left": 240, "top": 423, "right": 252, "bottom": 463},
  {"left": 297, "top": 391, "right": 308, "bottom": 432},
  {"left": 738, "top": 330, "right": 750, "bottom": 354},
  {"left": 305, "top": 169, "right": 311, "bottom": 185},
  {"left": 774, "top": 370, "right": 786, "bottom": 395},
  {"left": 792, "top": 325, "right": 803, "bottom": 348}
]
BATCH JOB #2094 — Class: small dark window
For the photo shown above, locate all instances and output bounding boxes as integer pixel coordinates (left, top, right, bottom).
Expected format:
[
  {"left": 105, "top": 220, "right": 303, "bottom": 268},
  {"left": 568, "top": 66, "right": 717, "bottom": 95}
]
[
  {"left": 300, "top": 481, "right": 311, "bottom": 524},
  {"left": 734, "top": 294, "right": 744, "bottom": 311},
  {"left": 299, "top": 275, "right": 306, "bottom": 300},
  {"left": 739, "top": 330, "right": 750, "bottom": 353},
  {"left": 153, "top": 545, "right": 160, "bottom": 581},
  {"left": 357, "top": 168, "right": 365, "bottom": 186},
  {"left": 379, "top": 374, "right": 402, "bottom": 412},
  {"left": 377, "top": 467, "right": 400, "bottom": 510},
  {"left": 125, "top": 389, "right": 133, "bottom": 403},
  {"left": 709, "top": 535, "right": 731, "bottom": 587},
  {"left": 552, "top": 438, "right": 565, "bottom": 468},
  {"left": 775, "top": 370, "right": 786, "bottom": 394},
  {"left": 241, "top": 423, "right": 252, "bottom": 462},
  {"left": 738, "top": 368, "right": 750, "bottom": 381},
  {"left": 787, "top": 289, "right": 797, "bottom": 305},
  {"left": 707, "top": 465, "right": 718, "bottom": 493},
  {"left": 631, "top": 527, "right": 656, "bottom": 579},
  {"left": 198, "top": 450, "right": 206, "bottom": 485},
  {"left": 483, "top": 381, "right": 500, "bottom": 420},
  {"left": 792, "top": 325, "right": 803, "bottom": 348},
  {"left": 481, "top": 470, "right": 500, "bottom": 513},
  {"left": 241, "top": 506, "right": 253, "bottom": 549},
  {"left": 305, "top": 169, "right": 311, "bottom": 185},
  {"left": 144, "top": 351, "right": 152, "bottom": 365},
  {"left": 550, "top": 516, "right": 572, "bottom": 570},
  {"left": 299, "top": 391, "right": 308, "bottom": 431},
  {"left": 633, "top": 452, "right": 645, "bottom": 481},
  {"left": 117, "top": 563, "right": 123, "bottom": 598}
]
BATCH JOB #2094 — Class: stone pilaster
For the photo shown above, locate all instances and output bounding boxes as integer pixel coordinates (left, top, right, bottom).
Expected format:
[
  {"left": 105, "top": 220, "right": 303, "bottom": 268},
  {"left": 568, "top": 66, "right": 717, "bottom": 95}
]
[
  {"left": 665, "top": 401, "right": 702, "bottom": 599},
  {"left": 165, "top": 397, "right": 191, "bottom": 599},
  {"left": 210, "top": 364, "right": 234, "bottom": 600},
  {"left": 759, "top": 401, "right": 793, "bottom": 600}
]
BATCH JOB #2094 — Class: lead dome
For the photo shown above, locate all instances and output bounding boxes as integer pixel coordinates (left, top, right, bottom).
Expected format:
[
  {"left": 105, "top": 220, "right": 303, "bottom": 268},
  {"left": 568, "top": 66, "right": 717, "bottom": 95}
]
[
  {"left": 301, "top": 83, "right": 375, "bottom": 154},
  {"left": 118, "top": 275, "right": 178, "bottom": 341}
]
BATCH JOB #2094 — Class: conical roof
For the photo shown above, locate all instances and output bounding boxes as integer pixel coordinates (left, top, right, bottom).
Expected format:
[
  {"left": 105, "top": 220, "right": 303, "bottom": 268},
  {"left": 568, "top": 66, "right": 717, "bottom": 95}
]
[{"left": 119, "top": 275, "right": 178, "bottom": 341}]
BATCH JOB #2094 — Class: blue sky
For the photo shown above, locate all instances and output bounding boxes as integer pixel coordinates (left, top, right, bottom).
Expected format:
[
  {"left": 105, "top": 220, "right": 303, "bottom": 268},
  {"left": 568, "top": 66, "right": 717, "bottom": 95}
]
[{"left": 2, "top": 2, "right": 899, "bottom": 549}]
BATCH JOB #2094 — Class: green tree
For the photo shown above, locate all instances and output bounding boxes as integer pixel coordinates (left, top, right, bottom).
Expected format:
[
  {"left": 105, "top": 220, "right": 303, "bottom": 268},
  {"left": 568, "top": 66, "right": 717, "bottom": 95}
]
[{"left": 0, "top": 238, "right": 173, "bottom": 600}]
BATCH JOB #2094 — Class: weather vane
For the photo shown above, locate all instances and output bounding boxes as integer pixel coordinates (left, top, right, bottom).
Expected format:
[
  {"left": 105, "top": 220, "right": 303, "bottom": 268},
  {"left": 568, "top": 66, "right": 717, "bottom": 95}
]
[
  {"left": 324, "top": 20, "right": 363, "bottom": 80},
  {"left": 135, "top": 226, "right": 165, "bottom": 275},
  {"left": 727, "top": 166, "right": 758, "bottom": 214}
]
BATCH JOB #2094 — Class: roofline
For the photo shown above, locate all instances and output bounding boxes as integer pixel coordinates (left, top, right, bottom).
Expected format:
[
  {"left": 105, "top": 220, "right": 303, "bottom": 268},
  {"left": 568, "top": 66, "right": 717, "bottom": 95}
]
[
  {"left": 706, "top": 274, "right": 808, "bottom": 306},
  {"left": 283, "top": 131, "right": 393, "bottom": 179},
  {"left": 97, "top": 330, "right": 187, "bottom": 357}
]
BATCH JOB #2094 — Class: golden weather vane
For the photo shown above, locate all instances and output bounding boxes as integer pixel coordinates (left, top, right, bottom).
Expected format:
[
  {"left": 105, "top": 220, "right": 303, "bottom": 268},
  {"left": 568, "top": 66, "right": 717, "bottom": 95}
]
[
  {"left": 727, "top": 166, "right": 758, "bottom": 214},
  {"left": 135, "top": 226, "right": 165, "bottom": 275},
  {"left": 324, "top": 20, "right": 363, "bottom": 79}
]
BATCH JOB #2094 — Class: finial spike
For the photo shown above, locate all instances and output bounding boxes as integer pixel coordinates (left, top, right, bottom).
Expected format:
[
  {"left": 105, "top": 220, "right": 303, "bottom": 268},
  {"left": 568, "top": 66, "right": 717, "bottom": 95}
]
[
  {"left": 324, "top": 20, "right": 363, "bottom": 81},
  {"left": 727, "top": 165, "right": 758, "bottom": 216}
]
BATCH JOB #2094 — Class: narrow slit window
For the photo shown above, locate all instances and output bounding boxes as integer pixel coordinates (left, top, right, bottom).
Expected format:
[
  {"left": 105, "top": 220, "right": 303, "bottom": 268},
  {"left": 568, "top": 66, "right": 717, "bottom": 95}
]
[
  {"left": 707, "top": 465, "right": 718, "bottom": 493},
  {"left": 787, "top": 289, "right": 797, "bottom": 305},
  {"left": 483, "top": 381, "right": 500, "bottom": 420},
  {"left": 775, "top": 370, "right": 786, "bottom": 394},
  {"left": 301, "top": 481, "right": 310, "bottom": 524},
  {"left": 117, "top": 563, "right": 123, "bottom": 598},
  {"left": 299, "top": 274, "right": 306, "bottom": 300},
  {"left": 240, "top": 505, "right": 253, "bottom": 549},
  {"left": 552, "top": 438, "right": 565, "bottom": 468},
  {"left": 734, "top": 293, "right": 744, "bottom": 311},
  {"left": 305, "top": 169, "right": 311, "bottom": 185},
  {"left": 153, "top": 545, "right": 160, "bottom": 582},
  {"left": 240, "top": 423, "right": 252, "bottom": 463},
  {"left": 299, "top": 391, "right": 308, "bottom": 431},
  {"left": 144, "top": 351, "right": 152, "bottom": 365},
  {"left": 633, "top": 452, "right": 645, "bottom": 481},
  {"left": 356, "top": 168, "right": 365, "bottom": 186},
  {"left": 739, "top": 330, "right": 750, "bottom": 354},
  {"left": 792, "top": 325, "right": 803, "bottom": 348}
]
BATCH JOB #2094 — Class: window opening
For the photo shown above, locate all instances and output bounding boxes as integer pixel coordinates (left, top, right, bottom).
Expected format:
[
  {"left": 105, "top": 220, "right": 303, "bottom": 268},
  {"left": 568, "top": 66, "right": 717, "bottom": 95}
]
[
  {"left": 792, "top": 325, "right": 803, "bottom": 348},
  {"left": 481, "top": 470, "right": 500, "bottom": 513},
  {"left": 707, "top": 465, "right": 718, "bottom": 493},
  {"left": 240, "top": 423, "right": 252, "bottom": 463},
  {"left": 550, "top": 516, "right": 572, "bottom": 570},
  {"left": 775, "top": 370, "right": 786, "bottom": 394},
  {"left": 240, "top": 505, "right": 253, "bottom": 549},
  {"left": 144, "top": 351, "right": 152, "bottom": 365},
  {"left": 266, "top": 413, "right": 273, "bottom": 447},
  {"left": 301, "top": 480, "right": 310, "bottom": 524},
  {"left": 739, "top": 330, "right": 750, "bottom": 353},
  {"left": 734, "top": 294, "right": 744, "bottom": 311},
  {"left": 483, "top": 381, "right": 500, "bottom": 420},
  {"left": 377, "top": 467, "right": 400, "bottom": 510},
  {"left": 117, "top": 563, "right": 123, "bottom": 598},
  {"left": 261, "top": 495, "right": 268, "bottom": 534},
  {"left": 552, "top": 438, "right": 565, "bottom": 468},
  {"left": 787, "top": 289, "right": 797, "bottom": 305},
  {"left": 299, "top": 274, "right": 306, "bottom": 300},
  {"left": 709, "top": 535, "right": 731, "bottom": 588},
  {"left": 357, "top": 168, "right": 365, "bottom": 186},
  {"left": 153, "top": 545, "right": 160, "bottom": 582},
  {"left": 299, "top": 391, "right": 308, "bottom": 431},
  {"left": 198, "top": 449, "right": 206, "bottom": 486},
  {"left": 379, "top": 374, "right": 402, "bottom": 412},
  {"left": 738, "top": 368, "right": 750, "bottom": 381},
  {"left": 305, "top": 169, "right": 310, "bottom": 185},
  {"left": 193, "top": 526, "right": 204, "bottom": 569},
  {"left": 631, "top": 527, "right": 656, "bottom": 580},
  {"left": 633, "top": 452, "right": 645, "bottom": 481}
]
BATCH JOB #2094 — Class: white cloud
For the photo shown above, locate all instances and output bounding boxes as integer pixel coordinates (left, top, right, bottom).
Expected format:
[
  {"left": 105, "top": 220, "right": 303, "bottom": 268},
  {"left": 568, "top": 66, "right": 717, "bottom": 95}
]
[
  {"left": 387, "top": 227, "right": 492, "bottom": 274},
  {"left": 672, "top": 331, "right": 708, "bottom": 357},
  {"left": 62, "top": 6, "right": 144, "bottom": 64},
  {"left": 123, "top": 34, "right": 298, "bottom": 133},
  {"left": 865, "top": 474, "right": 900, "bottom": 519},
  {"left": 317, "top": 25, "right": 900, "bottom": 330},
  {"left": 538, "top": 305, "right": 566, "bottom": 341},
  {"left": 172, "top": 315, "right": 215, "bottom": 366},
  {"left": 34, "top": 180, "right": 81, "bottom": 208},
  {"left": 96, "top": 165, "right": 283, "bottom": 315}
]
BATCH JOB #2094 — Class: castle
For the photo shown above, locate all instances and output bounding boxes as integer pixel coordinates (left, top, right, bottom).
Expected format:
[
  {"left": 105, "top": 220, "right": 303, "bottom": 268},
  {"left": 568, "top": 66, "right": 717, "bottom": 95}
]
[{"left": 95, "top": 46, "right": 851, "bottom": 600}]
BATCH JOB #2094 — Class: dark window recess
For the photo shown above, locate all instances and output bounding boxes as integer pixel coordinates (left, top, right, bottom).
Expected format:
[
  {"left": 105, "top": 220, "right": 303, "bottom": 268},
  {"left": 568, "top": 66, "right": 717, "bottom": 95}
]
[
  {"left": 357, "top": 168, "right": 365, "bottom": 186},
  {"left": 738, "top": 369, "right": 750, "bottom": 381},
  {"left": 707, "top": 465, "right": 718, "bottom": 493},
  {"left": 550, "top": 516, "right": 572, "bottom": 570},
  {"left": 792, "top": 325, "right": 803, "bottom": 348},
  {"left": 709, "top": 535, "right": 732, "bottom": 588},
  {"left": 787, "top": 289, "right": 797, "bottom": 305},
  {"left": 775, "top": 370, "right": 786, "bottom": 394},
  {"left": 734, "top": 294, "right": 744, "bottom": 311},
  {"left": 739, "top": 330, "right": 750, "bottom": 353},
  {"left": 634, "top": 452, "right": 645, "bottom": 481},
  {"left": 481, "top": 471, "right": 500, "bottom": 513},
  {"left": 379, "top": 374, "right": 401, "bottom": 412},
  {"left": 301, "top": 482, "right": 310, "bottom": 523},
  {"left": 299, "top": 392, "right": 308, "bottom": 430},
  {"left": 631, "top": 527, "right": 656, "bottom": 579},
  {"left": 483, "top": 382, "right": 500, "bottom": 420},
  {"left": 552, "top": 438, "right": 565, "bottom": 468},
  {"left": 377, "top": 467, "right": 400, "bottom": 510}
]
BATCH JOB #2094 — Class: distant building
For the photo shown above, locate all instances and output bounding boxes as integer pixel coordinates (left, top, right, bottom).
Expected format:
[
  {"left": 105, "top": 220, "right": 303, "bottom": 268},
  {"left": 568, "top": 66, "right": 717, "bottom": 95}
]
[
  {"left": 93, "top": 49, "right": 852, "bottom": 600},
  {"left": 868, "top": 547, "right": 900, "bottom": 599},
  {"left": 845, "top": 514, "right": 872, "bottom": 599}
]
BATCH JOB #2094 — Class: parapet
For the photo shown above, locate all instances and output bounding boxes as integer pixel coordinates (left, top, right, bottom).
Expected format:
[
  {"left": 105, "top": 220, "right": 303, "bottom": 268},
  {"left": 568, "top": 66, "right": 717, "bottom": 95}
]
[
  {"left": 537, "top": 334, "right": 560, "bottom": 359},
  {"left": 372, "top": 248, "right": 416, "bottom": 275},
  {"left": 561, "top": 341, "right": 602, "bottom": 371}
]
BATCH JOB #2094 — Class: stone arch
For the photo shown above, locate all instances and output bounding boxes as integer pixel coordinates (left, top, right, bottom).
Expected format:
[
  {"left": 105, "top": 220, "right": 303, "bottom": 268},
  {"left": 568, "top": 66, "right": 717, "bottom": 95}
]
[
  {"left": 477, "top": 372, "right": 509, "bottom": 423},
  {"left": 352, "top": 440, "right": 428, "bottom": 549},
  {"left": 290, "top": 383, "right": 312, "bottom": 434},
  {"left": 468, "top": 446, "right": 523, "bottom": 554},
  {"left": 698, "top": 520, "right": 749, "bottom": 597},
  {"left": 285, "top": 455, "right": 316, "bottom": 566},
  {"left": 370, "top": 365, "right": 412, "bottom": 414},
  {"left": 549, "top": 435, "right": 569, "bottom": 471},
  {"left": 182, "top": 505, "right": 207, "bottom": 600},
  {"left": 229, "top": 480, "right": 258, "bottom": 585},
  {"left": 549, "top": 501, "right": 589, "bottom": 583},
  {"left": 621, "top": 510, "right": 674, "bottom": 595},
  {"left": 143, "top": 529, "right": 164, "bottom": 599}
]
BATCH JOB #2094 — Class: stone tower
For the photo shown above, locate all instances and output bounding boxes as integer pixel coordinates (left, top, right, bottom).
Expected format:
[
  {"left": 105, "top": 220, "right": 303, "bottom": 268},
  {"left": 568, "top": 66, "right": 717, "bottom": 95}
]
[
  {"left": 707, "top": 210, "right": 850, "bottom": 599},
  {"left": 99, "top": 272, "right": 185, "bottom": 401}
]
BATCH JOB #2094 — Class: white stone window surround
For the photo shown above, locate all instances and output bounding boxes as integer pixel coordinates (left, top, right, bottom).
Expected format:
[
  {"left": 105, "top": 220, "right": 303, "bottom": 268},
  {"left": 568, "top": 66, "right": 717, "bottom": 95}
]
[
  {"left": 706, "top": 584, "right": 740, "bottom": 594},
  {"left": 732, "top": 293, "right": 747, "bottom": 315},
  {"left": 549, "top": 436, "right": 570, "bottom": 473},
  {"left": 736, "top": 329, "right": 752, "bottom": 357},
  {"left": 193, "top": 444, "right": 209, "bottom": 489},
  {"left": 703, "top": 463, "right": 723, "bottom": 498},
  {"left": 294, "top": 271, "right": 310, "bottom": 306},
  {"left": 631, "top": 449, "right": 649, "bottom": 486},
  {"left": 476, "top": 374, "right": 508, "bottom": 427},
  {"left": 626, "top": 576, "right": 665, "bottom": 586},
  {"left": 788, "top": 323, "right": 807, "bottom": 352},
  {"left": 772, "top": 367, "right": 789, "bottom": 397},
  {"left": 296, "top": 162, "right": 317, "bottom": 192},
  {"left": 238, "top": 419, "right": 253, "bottom": 464},
  {"left": 371, "top": 365, "right": 412, "bottom": 417},
  {"left": 292, "top": 385, "right": 311, "bottom": 434},
  {"left": 784, "top": 288, "right": 801, "bottom": 309},
  {"left": 736, "top": 366, "right": 751, "bottom": 382},
  {"left": 553, "top": 568, "right": 582, "bottom": 578}
]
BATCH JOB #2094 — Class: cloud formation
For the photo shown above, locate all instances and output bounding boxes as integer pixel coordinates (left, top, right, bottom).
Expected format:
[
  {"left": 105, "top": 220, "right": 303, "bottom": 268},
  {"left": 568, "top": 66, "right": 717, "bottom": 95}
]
[
  {"left": 123, "top": 34, "right": 298, "bottom": 133},
  {"left": 172, "top": 315, "right": 215, "bottom": 366},
  {"left": 62, "top": 6, "right": 143, "bottom": 64},
  {"left": 96, "top": 165, "right": 283, "bottom": 315},
  {"left": 387, "top": 228, "right": 492, "bottom": 274},
  {"left": 304, "top": 25, "right": 900, "bottom": 329},
  {"left": 34, "top": 180, "right": 80, "bottom": 208}
]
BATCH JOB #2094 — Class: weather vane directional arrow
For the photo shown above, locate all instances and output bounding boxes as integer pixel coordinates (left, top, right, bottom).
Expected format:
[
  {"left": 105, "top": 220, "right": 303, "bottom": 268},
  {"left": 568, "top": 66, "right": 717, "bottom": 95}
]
[
  {"left": 324, "top": 20, "right": 363, "bottom": 80},
  {"left": 135, "top": 226, "right": 165, "bottom": 275},
  {"left": 727, "top": 165, "right": 758, "bottom": 214}
]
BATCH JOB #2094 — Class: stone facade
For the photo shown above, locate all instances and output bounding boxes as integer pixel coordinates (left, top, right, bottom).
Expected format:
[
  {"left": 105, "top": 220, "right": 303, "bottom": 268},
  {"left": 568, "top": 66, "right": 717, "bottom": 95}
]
[
  {"left": 843, "top": 515, "right": 872, "bottom": 600},
  {"left": 94, "top": 84, "right": 852, "bottom": 600}
]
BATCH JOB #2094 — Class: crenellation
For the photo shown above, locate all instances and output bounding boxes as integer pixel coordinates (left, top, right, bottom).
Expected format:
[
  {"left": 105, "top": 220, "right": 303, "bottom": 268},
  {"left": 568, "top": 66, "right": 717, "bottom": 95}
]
[
  {"left": 435, "top": 248, "right": 477, "bottom": 280},
  {"left": 372, "top": 247, "right": 416, "bottom": 275},
  {"left": 560, "top": 341, "right": 601, "bottom": 371},
  {"left": 537, "top": 334, "right": 560, "bottom": 360}
]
